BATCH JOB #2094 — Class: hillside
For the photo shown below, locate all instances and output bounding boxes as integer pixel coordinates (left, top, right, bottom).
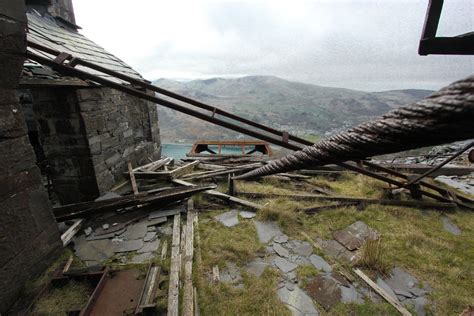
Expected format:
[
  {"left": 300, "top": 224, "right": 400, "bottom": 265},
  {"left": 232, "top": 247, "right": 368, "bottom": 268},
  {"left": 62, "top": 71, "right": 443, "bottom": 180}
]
[{"left": 153, "top": 76, "right": 433, "bottom": 143}]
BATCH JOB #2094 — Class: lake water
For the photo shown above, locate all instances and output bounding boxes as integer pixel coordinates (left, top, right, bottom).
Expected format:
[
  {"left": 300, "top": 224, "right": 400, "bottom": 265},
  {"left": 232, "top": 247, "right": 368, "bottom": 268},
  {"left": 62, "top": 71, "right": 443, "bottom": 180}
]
[
  {"left": 161, "top": 143, "right": 267, "bottom": 160},
  {"left": 161, "top": 143, "right": 192, "bottom": 160}
]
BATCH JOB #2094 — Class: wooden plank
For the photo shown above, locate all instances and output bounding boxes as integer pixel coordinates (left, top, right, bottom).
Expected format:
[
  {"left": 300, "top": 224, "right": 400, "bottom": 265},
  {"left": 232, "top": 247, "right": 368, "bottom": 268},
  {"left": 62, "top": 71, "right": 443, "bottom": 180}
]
[
  {"left": 62, "top": 255, "right": 74, "bottom": 274},
  {"left": 183, "top": 199, "right": 195, "bottom": 316},
  {"left": 126, "top": 170, "right": 172, "bottom": 180},
  {"left": 235, "top": 192, "right": 458, "bottom": 210},
  {"left": 173, "top": 179, "right": 264, "bottom": 210},
  {"left": 167, "top": 214, "right": 181, "bottom": 316},
  {"left": 194, "top": 287, "right": 200, "bottom": 316},
  {"left": 110, "top": 180, "right": 129, "bottom": 192},
  {"left": 161, "top": 240, "right": 168, "bottom": 260},
  {"left": 170, "top": 160, "right": 200, "bottom": 179},
  {"left": 212, "top": 265, "right": 220, "bottom": 282},
  {"left": 128, "top": 162, "right": 139, "bottom": 195},
  {"left": 354, "top": 269, "right": 412, "bottom": 316},
  {"left": 182, "top": 163, "right": 262, "bottom": 180},
  {"left": 61, "top": 219, "right": 84, "bottom": 246}
]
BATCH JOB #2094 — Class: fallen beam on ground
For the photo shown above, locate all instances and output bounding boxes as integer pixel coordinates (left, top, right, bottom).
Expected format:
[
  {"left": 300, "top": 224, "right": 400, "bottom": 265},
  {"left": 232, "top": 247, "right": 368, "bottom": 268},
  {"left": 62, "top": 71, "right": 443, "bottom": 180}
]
[
  {"left": 183, "top": 200, "right": 195, "bottom": 316},
  {"left": 168, "top": 214, "right": 181, "bottom": 316},
  {"left": 54, "top": 185, "right": 215, "bottom": 221},
  {"left": 128, "top": 162, "right": 139, "bottom": 196},
  {"left": 236, "top": 192, "right": 458, "bottom": 210},
  {"left": 170, "top": 160, "right": 200, "bottom": 179},
  {"left": 61, "top": 219, "right": 84, "bottom": 246},
  {"left": 354, "top": 268, "right": 412, "bottom": 316},
  {"left": 181, "top": 163, "right": 262, "bottom": 180},
  {"left": 300, "top": 202, "right": 360, "bottom": 214},
  {"left": 173, "top": 179, "right": 263, "bottom": 210}
]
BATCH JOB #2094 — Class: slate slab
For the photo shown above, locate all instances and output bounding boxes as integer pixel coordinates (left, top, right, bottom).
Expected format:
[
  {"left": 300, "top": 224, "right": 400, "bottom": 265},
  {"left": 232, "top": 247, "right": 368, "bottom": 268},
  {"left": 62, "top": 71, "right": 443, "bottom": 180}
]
[
  {"left": 292, "top": 242, "right": 313, "bottom": 256},
  {"left": 74, "top": 235, "right": 115, "bottom": 262},
  {"left": 220, "top": 262, "right": 243, "bottom": 288},
  {"left": 86, "top": 228, "right": 126, "bottom": 241},
  {"left": 114, "top": 240, "right": 144, "bottom": 253},
  {"left": 340, "top": 285, "right": 364, "bottom": 304},
  {"left": 147, "top": 217, "right": 168, "bottom": 226},
  {"left": 273, "top": 243, "right": 290, "bottom": 258},
  {"left": 274, "top": 257, "right": 298, "bottom": 273},
  {"left": 143, "top": 232, "right": 157, "bottom": 242},
  {"left": 255, "top": 221, "right": 283, "bottom": 244},
  {"left": 130, "top": 252, "right": 154, "bottom": 264},
  {"left": 214, "top": 210, "right": 240, "bottom": 227},
  {"left": 441, "top": 216, "right": 461, "bottom": 235},
  {"left": 309, "top": 254, "right": 332, "bottom": 272},
  {"left": 245, "top": 258, "right": 270, "bottom": 277},
  {"left": 384, "top": 267, "right": 425, "bottom": 296},
  {"left": 278, "top": 285, "right": 319, "bottom": 316},
  {"left": 333, "top": 221, "right": 377, "bottom": 251},
  {"left": 138, "top": 239, "right": 160, "bottom": 253},
  {"left": 376, "top": 278, "right": 400, "bottom": 303},
  {"left": 149, "top": 207, "right": 182, "bottom": 220},
  {"left": 317, "top": 238, "right": 356, "bottom": 263},
  {"left": 239, "top": 210, "right": 256, "bottom": 219},
  {"left": 306, "top": 275, "right": 342, "bottom": 310},
  {"left": 274, "top": 234, "right": 289, "bottom": 243},
  {"left": 121, "top": 222, "right": 148, "bottom": 240}
]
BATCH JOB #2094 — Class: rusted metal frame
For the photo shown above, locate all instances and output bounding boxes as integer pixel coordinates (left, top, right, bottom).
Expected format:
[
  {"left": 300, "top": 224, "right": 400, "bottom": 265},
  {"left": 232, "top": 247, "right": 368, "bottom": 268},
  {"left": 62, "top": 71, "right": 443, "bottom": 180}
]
[
  {"left": 25, "top": 45, "right": 468, "bottom": 207},
  {"left": 80, "top": 268, "right": 110, "bottom": 316},
  {"left": 363, "top": 161, "right": 474, "bottom": 204},
  {"left": 404, "top": 141, "right": 473, "bottom": 187}
]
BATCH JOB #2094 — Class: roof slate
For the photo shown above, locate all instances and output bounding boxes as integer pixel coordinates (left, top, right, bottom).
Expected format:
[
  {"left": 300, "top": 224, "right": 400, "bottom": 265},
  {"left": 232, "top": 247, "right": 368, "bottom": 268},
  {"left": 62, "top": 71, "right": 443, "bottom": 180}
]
[{"left": 25, "top": 10, "right": 144, "bottom": 84}]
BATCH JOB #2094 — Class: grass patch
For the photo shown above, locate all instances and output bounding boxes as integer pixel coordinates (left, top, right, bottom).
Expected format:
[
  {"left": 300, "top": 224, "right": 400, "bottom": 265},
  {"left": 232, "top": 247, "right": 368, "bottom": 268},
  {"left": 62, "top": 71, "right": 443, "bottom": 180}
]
[
  {"left": 326, "top": 302, "right": 399, "bottom": 316},
  {"left": 198, "top": 269, "right": 290, "bottom": 316},
  {"left": 199, "top": 210, "right": 264, "bottom": 268},
  {"left": 296, "top": 265, "right": 320, "bottom": 288},
  {"left": 355, "top": 237, "right": 389, "bottom": 275},
  {"left": 32, "top": 280, "right": 94, "bottom": 314}
]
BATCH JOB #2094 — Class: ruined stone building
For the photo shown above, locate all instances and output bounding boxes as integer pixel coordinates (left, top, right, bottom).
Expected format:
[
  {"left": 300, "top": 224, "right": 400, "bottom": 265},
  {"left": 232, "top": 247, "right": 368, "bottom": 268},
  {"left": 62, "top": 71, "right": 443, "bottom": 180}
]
[{"left": 1, "top": 0, "right": 161, "bottom": 311}]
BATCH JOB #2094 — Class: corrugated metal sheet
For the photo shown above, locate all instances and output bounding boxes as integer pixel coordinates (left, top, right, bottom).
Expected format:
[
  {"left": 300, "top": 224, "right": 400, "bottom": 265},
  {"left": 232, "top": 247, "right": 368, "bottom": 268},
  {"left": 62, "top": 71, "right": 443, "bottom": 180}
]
[{"left": 26, "top": 10, "right": 144, "bottom": 84}]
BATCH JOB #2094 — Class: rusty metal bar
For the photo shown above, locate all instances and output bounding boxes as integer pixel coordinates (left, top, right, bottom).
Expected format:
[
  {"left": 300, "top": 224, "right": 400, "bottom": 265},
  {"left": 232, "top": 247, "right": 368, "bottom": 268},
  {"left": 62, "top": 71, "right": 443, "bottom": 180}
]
[{"left": 404, "top": 141, "right": 473, "bottom": 187}]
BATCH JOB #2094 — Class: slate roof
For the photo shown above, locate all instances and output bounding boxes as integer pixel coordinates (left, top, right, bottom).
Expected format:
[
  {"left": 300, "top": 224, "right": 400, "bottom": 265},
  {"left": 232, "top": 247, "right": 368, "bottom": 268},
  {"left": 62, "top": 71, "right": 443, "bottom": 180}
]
[{"left": 25, "top": 9, "right": 144, "bottom": 84}]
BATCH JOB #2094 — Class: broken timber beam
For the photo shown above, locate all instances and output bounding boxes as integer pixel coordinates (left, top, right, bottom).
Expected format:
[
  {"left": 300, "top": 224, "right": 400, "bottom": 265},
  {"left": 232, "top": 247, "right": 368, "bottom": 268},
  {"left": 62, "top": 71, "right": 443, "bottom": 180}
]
[
  {"left": 183, "top": 200, "right": 195, "bottom": 316},
  {"left": 61, "top": 219, "right": 84, "bottom": 246},
  {"left": 170, "top": 160, "right": 200, "bottom": 179},
  {"left": 181, "top": 163, "right": 262, "bottom": 180},
  {"left": 354, "top": 269, "right": 412, "bottom": 316},
  {"left": 168, "top": 214, "right": 181, "bottom": 316},
  {"left": 235, "top": 192, "right": 457, "bottom": 210},
  {"left": 53, "top": 185, "right": 215, "bottom": 221},
  {"left": 173, "top": 179, "right": 263, "bottom": 210}
]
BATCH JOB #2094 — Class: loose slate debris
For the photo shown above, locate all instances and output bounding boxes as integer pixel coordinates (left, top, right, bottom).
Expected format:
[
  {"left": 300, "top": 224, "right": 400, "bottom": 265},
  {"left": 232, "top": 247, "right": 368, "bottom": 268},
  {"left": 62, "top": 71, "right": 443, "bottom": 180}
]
[
  {"left": 306, "top": 275, "right": 341, "bottom": 310},
  {"left": 376, "top": 278, "right": 400, "bottom": 303},
  {"left": 122, "top": 222, "right": 148, "bottom": 240},
  {"left": 273, "top": 257, "right": 298, "bottom": 273},
  {"left": 214, "top": 210, "right": 240, "bottom": 227},
  {"left": 114, "top": 240, "right": 144, "bottom": 253},
  {"left": 333, "top": 221, "right": 377, "bottom": 251},
  {"left": 273, "top": 243, "right": 290, "bottom": 258},
  {"left": 220, "top": 262, "right": 243, "bottom": 288},
  {"left": 74, "top": 235, "right": 115, "bottom": 262},
  {"left": 239, "top": 210, "right": 256, "bottom": 219},
  {"left": 143, "top": 232, "right": 157, "bottom": 242},
  {"left": 254, "top": 221, "right": 283, "bottom": 243},
  {"left": 149, "top": 207, "right": 183, "bottom": 220},
  {"left": 274, "top": 234, "right": 289, "bottom": 243},
  {"left": 309, "top": 254, "right": 332, "bottom": 273},
  {"left": 245, "top": 258, "right": 271, "bottom": 277},
  {"left": 131, "top": 252, "right": 154, "bottom": 264},
  {"left": 441, "top": 216, "right": 462, "bottom": 235},
  {"left": 292, "top": 242, "right": 313, "bottom": 257},
  {"left": 138, "top": 239, "right": 161, "bottom": 254},
  {"left": 277, "top": 285, "right": 319, "bottom": 315},
  {"left": 316, "top": 238, "right": 356, "bottom": 263}
]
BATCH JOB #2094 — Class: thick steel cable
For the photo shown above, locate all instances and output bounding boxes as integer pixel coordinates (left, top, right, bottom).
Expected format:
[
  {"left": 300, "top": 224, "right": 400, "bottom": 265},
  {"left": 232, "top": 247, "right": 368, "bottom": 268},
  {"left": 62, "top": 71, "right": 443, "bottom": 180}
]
[{"left": 236, "top": 75, "right": 474, "bottom": 179}]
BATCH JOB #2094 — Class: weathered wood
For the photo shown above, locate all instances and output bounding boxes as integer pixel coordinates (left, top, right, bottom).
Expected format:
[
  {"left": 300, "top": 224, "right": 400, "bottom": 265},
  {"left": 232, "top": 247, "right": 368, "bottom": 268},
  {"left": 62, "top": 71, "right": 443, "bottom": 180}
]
[
  {"left": 354, "top": 268, "right": 412, "bottom": 316},
  {"left": 173, "top": 179, "right": 263, "bottom": 210},
  {"left": 127, "top": 170, "right": 172, "bottom": 180},
  {"left": 300, "top": 202, "right": 359, "bottom": 213},
  {"left": 62, "top": 255, "right": 74, "bottom": 274},
  {"left": 168, "top": 214, "right": 181, "bottom": 316},
  {"left": 194, "top": 286, "right": 200, "bottom": 316},
  {"left": 161, "top": 240, "right": 168, "bottom": 260},
  {"left": 54, "top": 185, "right": 215, "bottom": 221},
  {"left": 110, "top": 180, "right": 129, "bottom": 192},
  {"left": 182, "top": 163, "right": 262, "bottom": 180},
  {"left": 236, "top": 192, "right": 457, "bottom": 210},
  {"left": 197, "top": 163, "right": 228, "bottom": 171},
  {"left": 170, "top": 160, "right": 200, "bottom": 179},
  {"left": 128, "top": 162, "right": 139, "bottom": 195},
  {"left": 61, "top": 219, "right": 84, "bottom": 246},
  {"left": 212, "top": 265, "right": 220, "bottom": 282},
  {"left": 183, "top": 200, "right": 195, "bottom": 316}
]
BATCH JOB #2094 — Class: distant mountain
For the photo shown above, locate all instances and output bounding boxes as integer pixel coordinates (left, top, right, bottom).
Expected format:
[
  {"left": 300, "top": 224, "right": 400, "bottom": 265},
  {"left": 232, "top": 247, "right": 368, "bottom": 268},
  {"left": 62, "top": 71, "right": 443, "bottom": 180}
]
[{"left": 153, "top": 76, "right": 434, "bottom": 143}]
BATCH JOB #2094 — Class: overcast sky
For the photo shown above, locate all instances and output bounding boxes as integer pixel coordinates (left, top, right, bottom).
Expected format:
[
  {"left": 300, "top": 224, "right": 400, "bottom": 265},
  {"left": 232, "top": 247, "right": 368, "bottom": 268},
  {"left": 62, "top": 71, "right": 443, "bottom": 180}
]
[{"left": 74, "top": 0, "right": 473, "bottom": 91}]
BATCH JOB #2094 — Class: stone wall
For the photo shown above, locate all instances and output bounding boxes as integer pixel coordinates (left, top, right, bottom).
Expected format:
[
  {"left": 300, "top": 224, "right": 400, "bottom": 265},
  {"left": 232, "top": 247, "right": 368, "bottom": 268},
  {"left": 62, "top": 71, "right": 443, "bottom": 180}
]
[
  {"left": 78, "top": 87, "right": 161, "bottom": 194},
  {"left": 0, "top": 1, "right": 62, "bottom": 312},
  {"left": 26, "top": 88, "right": 100, "bottom": 204}
]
